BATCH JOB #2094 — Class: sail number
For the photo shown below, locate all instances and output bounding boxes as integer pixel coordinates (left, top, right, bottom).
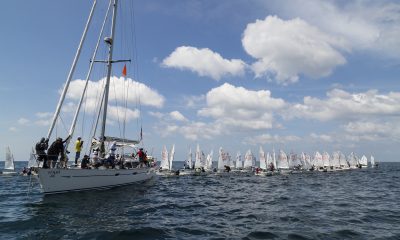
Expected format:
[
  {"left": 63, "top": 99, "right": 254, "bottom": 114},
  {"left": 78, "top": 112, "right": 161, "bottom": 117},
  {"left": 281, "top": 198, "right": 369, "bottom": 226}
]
[{"left": 47, "top": 170, "right": 60, "bottom": 178}]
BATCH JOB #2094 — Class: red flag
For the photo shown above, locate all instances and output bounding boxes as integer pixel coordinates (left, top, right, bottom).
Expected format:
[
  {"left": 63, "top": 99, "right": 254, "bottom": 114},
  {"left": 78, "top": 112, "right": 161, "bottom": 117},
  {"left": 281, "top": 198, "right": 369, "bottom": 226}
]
[{"left": 122, "top": 64, "right": 127, "bottom": 77}]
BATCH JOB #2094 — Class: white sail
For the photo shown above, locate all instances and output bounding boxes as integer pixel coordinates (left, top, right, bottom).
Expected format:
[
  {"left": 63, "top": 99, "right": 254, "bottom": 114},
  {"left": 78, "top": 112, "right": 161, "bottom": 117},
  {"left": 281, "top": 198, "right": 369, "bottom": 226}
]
[
  {"left": 259, "top": 146, "right": 266, "bottom": 170},
  {"left": 339, "top": 152, "right": 348, "bottom": 168},
  {"left": 235, "top": 151, "right": 242, "bottom": 169},
  {"left": 322, "top": 152, "right": 330, "bottom": 167},
  {"left": 313, "top": 151, "right": 323, "bottom": 168},
  {"left": 266, "top": 152, "right": 272, "bottom": 168},
  {"left": 370, "top": 155, "right": 375, "bottom": 167},
  {"left": 205, "top": 150, "right": 213, "bottom": 170},
  {"left": 243, "top": 149, "right": 254, "bottom": 169},
  {"left": 169, "top": 144, "right": 175, "bottom": 171},
  {"left": 5, "top": 147, "right": 15, "bottom": 171},
  {"left": 160, "top": 145, "right": 169, "bottom": 170},
  {"left": 277, "top": 150, "right": 289, "bottom": 169},
  {"left": 360, "top": 155, "right": 368, "bottom": 167},
  {"left": 28, "top": 147, "right": 37, "bottom": 168},
  {"left": 186, "top": 148, "right": 193, "bottom": 169},
  {"left": 347, "top": 152, "right": 358, "bottom": 168},
  {"left": 217, "top": 147, "right": 225, "bottom": 170},
  {"left": 194, "top": 144, "right": 203, "bottom": 169},
  {"left": 331, "top": 152, "right": 340, "bottom": 168},
  {"left": 272, "top": 148, "right": 277, "bottom": 169}
]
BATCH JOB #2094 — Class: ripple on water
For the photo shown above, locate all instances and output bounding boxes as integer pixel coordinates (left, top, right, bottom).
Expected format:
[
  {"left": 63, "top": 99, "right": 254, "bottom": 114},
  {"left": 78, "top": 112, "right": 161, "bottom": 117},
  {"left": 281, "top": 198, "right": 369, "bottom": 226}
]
[{"left": 1, "top": 162, "right": 400, "bottom": 239}]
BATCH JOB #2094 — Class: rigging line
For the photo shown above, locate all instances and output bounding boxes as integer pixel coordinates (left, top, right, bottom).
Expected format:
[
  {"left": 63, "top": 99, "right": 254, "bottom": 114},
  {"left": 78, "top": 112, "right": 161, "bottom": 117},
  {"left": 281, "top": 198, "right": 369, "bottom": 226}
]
[
  {"left": 112, "top": 72, "right": 123, "bottom": 137},
  {"left": 47, "top": 0, "right": 97, "bottom": 140},
  {"left": 130, "top": 2, "right": 143, "bottom": 142},
  {"left": 67, "top": 0, "right": 112, "bottom": 152}
]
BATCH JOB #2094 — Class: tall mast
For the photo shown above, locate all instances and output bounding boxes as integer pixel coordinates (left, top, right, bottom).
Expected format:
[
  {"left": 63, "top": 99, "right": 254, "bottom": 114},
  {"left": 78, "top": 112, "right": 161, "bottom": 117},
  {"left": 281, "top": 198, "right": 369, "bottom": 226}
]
[
  {"left": 65, "top": 1, "right": 112, "bottom": 152},
  {"left": 46, "top": 0, "right": 97, "bottom": 139},
  {"left": 100, "top": 0, "right": 118, "bottom": 155}
]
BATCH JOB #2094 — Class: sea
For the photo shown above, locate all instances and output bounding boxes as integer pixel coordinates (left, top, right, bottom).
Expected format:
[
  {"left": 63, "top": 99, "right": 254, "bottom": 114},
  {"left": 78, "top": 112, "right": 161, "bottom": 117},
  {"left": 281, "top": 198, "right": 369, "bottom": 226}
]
[{"left": 0, "top": 161, "right": 399, "bottom": 240}]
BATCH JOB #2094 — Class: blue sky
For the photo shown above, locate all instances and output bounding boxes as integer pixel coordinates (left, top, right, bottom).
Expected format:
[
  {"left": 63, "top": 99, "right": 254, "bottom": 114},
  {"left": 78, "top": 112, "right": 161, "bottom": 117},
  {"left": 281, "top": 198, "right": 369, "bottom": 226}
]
[{"left": 1, "top": 0, "right": 400, "bottom": 162}]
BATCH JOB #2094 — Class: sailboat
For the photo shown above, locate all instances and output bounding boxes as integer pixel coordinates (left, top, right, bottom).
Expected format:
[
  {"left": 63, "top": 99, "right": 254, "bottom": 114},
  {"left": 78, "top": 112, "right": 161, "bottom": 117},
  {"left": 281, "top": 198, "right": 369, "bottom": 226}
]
[
  {"left": 179, "top": 148, "right": 195, "bottom": 176},
  {"left": 370, "top": 155, "right": 378, "bottom": 167},
  {"left": 359, "top": 155, "right": 368, "bottom": 168},
  {"left": 1, "top": 147, "right": 17, "bottom": 176},
  {"left": 35, "top": 0, "right": 155, "bottom": 194}
]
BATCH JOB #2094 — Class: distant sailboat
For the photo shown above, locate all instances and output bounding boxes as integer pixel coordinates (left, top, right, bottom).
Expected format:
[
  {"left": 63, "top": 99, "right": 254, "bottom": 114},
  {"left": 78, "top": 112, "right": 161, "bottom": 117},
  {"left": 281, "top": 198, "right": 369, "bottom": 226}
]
[
  {"left": 243, "top": 149, "right": 254, "bottom": 170},
  {"left": 370, "top": 155, "right": 378, "bottom": 167},
  {"left": 360, "top": 155, "right": 368, "bottom": 168},
  {"left": 1, "top": 147, "right": 17, "bottom": 175}
]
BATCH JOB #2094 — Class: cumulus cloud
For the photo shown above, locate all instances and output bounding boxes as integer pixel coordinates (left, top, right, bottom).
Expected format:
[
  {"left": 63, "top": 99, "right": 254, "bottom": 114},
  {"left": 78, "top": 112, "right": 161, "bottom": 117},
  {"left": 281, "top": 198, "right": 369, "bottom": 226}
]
[
  {"left": 342, "top": 121, "right": 400, "bottom": 142},
  {"left": 242, "top": 15, "right": 347, "bottom": 84},
  {"left": 199, "top": 83, "right": 286, "bottom": 130},
  {"left": 310, "top": 133, "right": 333, "bottom": 142},
  {"left": 18, "top": 118, "right": 30, "bottom": 125},
  {"left": 64, "top": 76, "right": 165, "bottom": 123},
  {"left": 160, "top": 121, "right": 222, "bottom": 140},
  {"left": 286, "top": 89, "right": 400, "bottom": 121},
  {"left": 162, "top": 46, "right": 247, "bottom": 80},
  {"left": 268, "top": 0, "right": 400, "bottom": 59},
  {"left": 169, "top": 111, "right": 188, "bottom": 122},
  {"left": 243, "top": 133, "right": 300, "bottom": 145}
]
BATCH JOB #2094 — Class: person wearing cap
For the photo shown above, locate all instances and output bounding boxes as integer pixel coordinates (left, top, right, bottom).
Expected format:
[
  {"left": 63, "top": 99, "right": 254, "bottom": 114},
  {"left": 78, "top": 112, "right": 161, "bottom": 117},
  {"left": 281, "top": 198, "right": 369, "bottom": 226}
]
[{"left": 75, "top": 137, "right": 84, "bottom": 165}]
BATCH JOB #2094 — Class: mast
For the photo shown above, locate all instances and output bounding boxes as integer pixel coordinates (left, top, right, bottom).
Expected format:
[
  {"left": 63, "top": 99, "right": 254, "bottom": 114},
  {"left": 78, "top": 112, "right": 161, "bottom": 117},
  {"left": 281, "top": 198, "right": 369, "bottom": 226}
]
[
  {"left": 65, "top": 1, "right": 112, "bottom": 152},
  {"left": 46, "top": 0, "right": 97, "bottom": 139},
  {"left": 100, "top": 0, "right": 118, "bottom": 155}
]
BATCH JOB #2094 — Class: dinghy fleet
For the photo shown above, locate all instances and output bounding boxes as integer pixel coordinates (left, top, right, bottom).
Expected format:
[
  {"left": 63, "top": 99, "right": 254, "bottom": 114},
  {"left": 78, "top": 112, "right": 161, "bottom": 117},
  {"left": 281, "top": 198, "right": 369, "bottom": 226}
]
[{"left": 157, "top": 145, "right": 379, "bottom": 176}]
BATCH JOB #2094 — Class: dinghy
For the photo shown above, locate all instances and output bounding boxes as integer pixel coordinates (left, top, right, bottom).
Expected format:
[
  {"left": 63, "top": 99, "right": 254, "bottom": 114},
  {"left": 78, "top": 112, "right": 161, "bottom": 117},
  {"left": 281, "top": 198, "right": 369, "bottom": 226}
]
[{"left": 1, "top": 147, "right": 17, "bottom": 176}]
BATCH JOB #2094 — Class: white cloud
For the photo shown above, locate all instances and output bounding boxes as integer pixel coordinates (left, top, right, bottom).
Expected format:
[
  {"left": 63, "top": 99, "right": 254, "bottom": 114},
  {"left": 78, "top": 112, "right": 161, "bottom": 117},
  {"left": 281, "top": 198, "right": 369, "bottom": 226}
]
[
  {"left": 243, "top": 133, "right": 301, "bottom": 145},
  {"left": 342, "top": 121, "right": 400, "bottom": 142},
  {"left": 9, "top": 127, "right": 18, "bottom": 132},
  {"left": 67, "top": 76, "right": 164, "bottom": 108},
  {"left": 35, "top": 119, "right": 51, "bottom": 127},
  {"left": 286, "top": 89, "right": 400, "bottom": 121},
  {"left": 36, "top": 112, "right": 53, "bottom": 119},
  {"left": 310, "top": 133, "right": 333, "bottom": 142},
  {"left": 199, "top": 83, "right": 286, "bottom": 130},
  {"left": 268, "top": 0, "right": 400, "bottom": 59},
  {"left": 242, "top": 15, "right": 347, "bottom": 84},
  {"left": 148, "top": 111, "right": 164, "bottom": 119},
  {"left": 64, "top": 76, "right": 164, "bottom": 123},
  {"left": 169, "top": 111, "right": 188, "bottom": 122},
  {"left": 17, "top": 118, "right": 30, "bottom": 125},
  {"left": 162, "top": 46, "right": 247, "bottom": 80},
  {"left": 183, "top": 95, "right": 206, "bottom": 108}
]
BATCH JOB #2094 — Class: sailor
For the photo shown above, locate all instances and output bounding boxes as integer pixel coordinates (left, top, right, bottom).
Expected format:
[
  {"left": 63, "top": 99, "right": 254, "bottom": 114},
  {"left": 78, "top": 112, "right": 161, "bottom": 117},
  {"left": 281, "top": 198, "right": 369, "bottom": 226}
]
[
  {"left": 81, "top": 155, "right": 90, "bottom": 169},
  {"left": 75, "top": 136, "right": 84, "bottom": 165},
  {"left": 35, "top": 137, "right": 49, "bottom": 168},
  {"left": 137, "top": 148, "right": 145, "bottom": 166},
  {"left": 47, "top": 135, "right": 71, "bottom": 168}
]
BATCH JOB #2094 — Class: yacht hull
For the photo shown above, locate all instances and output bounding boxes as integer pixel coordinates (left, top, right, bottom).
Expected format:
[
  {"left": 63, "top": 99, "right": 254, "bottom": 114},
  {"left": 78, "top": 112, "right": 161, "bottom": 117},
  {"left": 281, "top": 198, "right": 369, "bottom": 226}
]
[{"left": 37, "top": 168, "right": 155, "bottom": 194}]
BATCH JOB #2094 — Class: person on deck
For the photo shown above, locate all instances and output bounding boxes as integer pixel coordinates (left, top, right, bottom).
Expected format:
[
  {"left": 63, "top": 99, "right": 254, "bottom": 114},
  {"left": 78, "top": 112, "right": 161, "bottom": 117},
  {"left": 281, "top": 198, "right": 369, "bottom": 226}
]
[
  {"left": 81, "top": 155, "right": 90, "bottom": 169},
  {"left": 35, "top": 137, "right": 49, "bottom": 168},
  {"left": 137, "top": 148, "right": 146, "bottom": 167},
  {"left": 75, "top": 137, "right": 84, "bottom": 165},
  {"left": 47, "top": 136, "right": 71, "bottom": 168}
]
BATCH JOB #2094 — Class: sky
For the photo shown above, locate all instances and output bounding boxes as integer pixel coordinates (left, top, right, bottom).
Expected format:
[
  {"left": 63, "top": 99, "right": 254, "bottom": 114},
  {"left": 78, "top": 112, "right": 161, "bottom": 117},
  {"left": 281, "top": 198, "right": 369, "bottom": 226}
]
[{"left": 1, "top": 0, "right": 400, "bottom": 162}]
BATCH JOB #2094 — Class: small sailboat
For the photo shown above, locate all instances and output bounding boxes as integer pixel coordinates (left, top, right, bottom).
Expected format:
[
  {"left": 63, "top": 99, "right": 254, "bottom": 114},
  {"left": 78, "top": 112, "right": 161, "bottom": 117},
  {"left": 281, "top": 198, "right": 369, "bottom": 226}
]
[
  {"left": 1, "top": 147, "right": 17, "bottom": 176},
  {"left": 370, "top": 155, "right": 378, "bottom": 167},
  {"left": 157, "top": 145, "right": 176, "bottom": 176},
  {"left": 360, "top": 155, "right": 368, "bottom": 168},
  {"left": 179, "top": 148, "right": 195, "bottom": 176},
  {"left": 243, "top": 149, "right": 254, "bottom": 171}
]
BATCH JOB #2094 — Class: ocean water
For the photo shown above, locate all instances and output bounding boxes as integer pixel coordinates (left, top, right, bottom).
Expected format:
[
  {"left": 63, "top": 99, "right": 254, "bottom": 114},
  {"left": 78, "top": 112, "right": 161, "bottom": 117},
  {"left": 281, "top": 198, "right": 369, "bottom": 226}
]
[{"left": 0, "top": 162, "right": 400, "bottom": 240}]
